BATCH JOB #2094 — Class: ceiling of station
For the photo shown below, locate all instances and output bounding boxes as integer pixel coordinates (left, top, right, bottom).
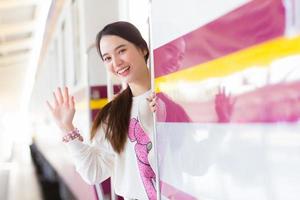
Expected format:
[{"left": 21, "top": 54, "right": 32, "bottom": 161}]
[{"left": 0, "top": 0, "right": 50, "bottom": 113}]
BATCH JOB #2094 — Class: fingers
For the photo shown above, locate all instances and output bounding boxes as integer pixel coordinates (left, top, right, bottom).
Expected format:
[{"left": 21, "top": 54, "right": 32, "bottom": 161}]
[
  {"left": 56, "top": 87, "right": 64, "bottom": 104},
  {"left": 53, "top": 92, "right": 59, "bottom": 106},
  {"left": 149, "top": 99, "right": 156, "bottom": 107},
  {"left": 147, "top": 92, "right": 157, "bottom": 112},
  {"left": 149, "top": 99, "right": 157, "bottom": 112},
  {"left": 50, "top": 86, "right": 73, "bottom": 107},
  {"left": 46, "top": 101, "right": 54, "bottom": 112},
  {"left": 63, "top": 87, "right": 69, "bottom": 103},
  {"left": 54, "top": 87, "right": 71, "bottom": 104},
  {"left": 218, "top": 86, "right": 226, "bottom": 95},
  {"left": 69, "top": 96, "right": 75, "bottom": 109},
  {"left": 146, "top": 92, "right": 156, "bottom": 101},
  {"left": 52, "top": 87, "right": 63, "bottom": 104}
]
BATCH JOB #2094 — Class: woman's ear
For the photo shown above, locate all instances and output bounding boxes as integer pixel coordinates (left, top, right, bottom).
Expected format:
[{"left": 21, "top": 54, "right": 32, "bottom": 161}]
[
  {"left": 142, "top": 49, "right": 148, "bottom": 56},
  {"left": 139, "top": 47, "right": 148, "bottom": 57}
]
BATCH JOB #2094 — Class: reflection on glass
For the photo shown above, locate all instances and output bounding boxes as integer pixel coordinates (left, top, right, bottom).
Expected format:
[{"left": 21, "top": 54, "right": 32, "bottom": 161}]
[{"left": 154, "top": 37, "right": 186, "bottom": 76}]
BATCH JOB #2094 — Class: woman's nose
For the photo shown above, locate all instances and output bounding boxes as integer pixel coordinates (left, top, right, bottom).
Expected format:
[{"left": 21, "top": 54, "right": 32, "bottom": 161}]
[{"left": 112, "top": 56, "right": 122, "bottom": 68}]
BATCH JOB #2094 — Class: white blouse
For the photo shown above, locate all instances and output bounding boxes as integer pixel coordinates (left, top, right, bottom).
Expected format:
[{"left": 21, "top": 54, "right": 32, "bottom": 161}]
[{"left": 66, "top": 90, "right": 156, "bottom": 199}]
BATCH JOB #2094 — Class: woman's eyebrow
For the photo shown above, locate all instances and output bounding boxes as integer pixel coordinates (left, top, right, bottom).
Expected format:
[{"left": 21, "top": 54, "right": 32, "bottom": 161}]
[
  {"left": 102, "top": 44, "right": 127, "bottom": 57},
  {"left": 115, "top": 44, "right": 126, "bottom": 51}
]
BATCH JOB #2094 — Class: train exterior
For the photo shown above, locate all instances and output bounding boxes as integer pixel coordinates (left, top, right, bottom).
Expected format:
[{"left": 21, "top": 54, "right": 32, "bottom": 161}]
[
  {"left": 152, "top": 0, "right": 300, "bottom": 199},
  {"left": 28, "top": 0, "right": 300, "bottom": 199}
]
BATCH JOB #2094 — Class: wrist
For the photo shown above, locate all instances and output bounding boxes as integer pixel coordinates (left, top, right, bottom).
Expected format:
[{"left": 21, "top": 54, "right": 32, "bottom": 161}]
[
  {"left": 62, "top": 128, "right": 83, "bottom": 143},
  {"left": 62, "top": 124, "right": 75, "bottom": 134}
]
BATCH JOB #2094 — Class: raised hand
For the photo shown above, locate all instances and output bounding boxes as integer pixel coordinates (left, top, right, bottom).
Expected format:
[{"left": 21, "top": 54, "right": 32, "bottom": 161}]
[
  {"left": 46, "top": 87, "right": 75, "bottom": 133},
  {"left": 215, "top": 86, "right": 235, "bottom": 123}
]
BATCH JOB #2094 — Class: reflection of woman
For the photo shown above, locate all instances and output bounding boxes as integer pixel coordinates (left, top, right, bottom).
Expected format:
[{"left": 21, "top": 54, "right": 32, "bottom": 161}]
[
  {"left": 47, "top": 22, "right": 158, "bottom": 200},
  {"left": 215, "top": 87, "right": 235, "bottom": 123},
  {"left": 214, "top": 81, "right": 300, "bottom": 123},
  {"left": 154, "top": 37, "right": 186, "bottom": 76},
  {"left": 152, "top": 37, "right": 191, "bottom": 122},
  {"left": 156, "top": 93, "right": 191, "bottom": 122}
]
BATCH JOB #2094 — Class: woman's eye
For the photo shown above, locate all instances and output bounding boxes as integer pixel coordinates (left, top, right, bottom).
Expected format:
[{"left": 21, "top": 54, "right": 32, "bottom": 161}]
[
  {"left": 119, "top": 49, "right": 126, "bottom": 54},
  {"left": 104, "top": 57, "right": 111, "bottom": 62},
  {"left": 166, "top": 46, "right": 177, "bottom": 55}
]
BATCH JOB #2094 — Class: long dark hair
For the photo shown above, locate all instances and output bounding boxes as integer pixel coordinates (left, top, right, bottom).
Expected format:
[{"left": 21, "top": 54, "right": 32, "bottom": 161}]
[{"left": 91, "top": 21, "right": 149, "bottom": 154}]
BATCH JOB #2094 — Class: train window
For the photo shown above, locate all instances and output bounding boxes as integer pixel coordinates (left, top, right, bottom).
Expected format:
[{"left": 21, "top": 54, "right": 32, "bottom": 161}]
[{"left": 284, "top": 0, "right": 300, "bottom": 36}]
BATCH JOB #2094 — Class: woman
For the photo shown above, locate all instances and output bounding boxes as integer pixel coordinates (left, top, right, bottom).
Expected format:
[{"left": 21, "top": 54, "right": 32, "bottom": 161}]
[{"left": 47, "top": 21, "right": 158, "bottom": 200}]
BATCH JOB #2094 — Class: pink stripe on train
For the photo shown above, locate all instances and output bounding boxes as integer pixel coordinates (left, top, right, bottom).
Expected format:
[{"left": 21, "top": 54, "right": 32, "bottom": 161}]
[{"left": 154, "top": 0, "right": 285, "bottom": 78}]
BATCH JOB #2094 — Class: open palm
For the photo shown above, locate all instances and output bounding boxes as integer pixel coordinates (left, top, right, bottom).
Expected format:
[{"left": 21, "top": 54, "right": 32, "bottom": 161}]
[
  {"left": 215, "top": 86, "right": 235, "bottom": 123},
  {"left": 47, "top": 87, "right": 75, "bottom": 133}
]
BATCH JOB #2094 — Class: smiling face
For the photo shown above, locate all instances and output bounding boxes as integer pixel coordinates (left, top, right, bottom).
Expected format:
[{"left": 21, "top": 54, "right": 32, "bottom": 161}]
[
  {"left": 159, "top": 37, "right": 186, "bottom": 74},
  {"left": 100, "top": 35, "right": 148, "bottom": 84}
]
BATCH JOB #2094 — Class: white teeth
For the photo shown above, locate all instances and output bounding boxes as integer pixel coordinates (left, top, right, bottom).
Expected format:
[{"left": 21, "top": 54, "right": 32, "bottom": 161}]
[{"left": 118, "top": 66, "right": 129, "bottom": 74}]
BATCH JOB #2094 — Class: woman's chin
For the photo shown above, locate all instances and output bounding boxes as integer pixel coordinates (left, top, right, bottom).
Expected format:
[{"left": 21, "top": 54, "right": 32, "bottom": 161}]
[{"left": 119, "top": 76, "right": 131, "bottom": 84}]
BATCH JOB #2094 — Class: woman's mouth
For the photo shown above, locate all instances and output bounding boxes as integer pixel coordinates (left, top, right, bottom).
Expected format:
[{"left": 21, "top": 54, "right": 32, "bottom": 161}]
[{"left": 117, "top": 66, "right": 130, "bottom": 76}]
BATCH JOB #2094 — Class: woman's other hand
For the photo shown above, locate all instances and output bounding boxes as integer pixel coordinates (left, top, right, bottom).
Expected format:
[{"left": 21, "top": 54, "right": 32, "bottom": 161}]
[
  {"left": 147, "top": 92, "right": 157, "bottom": 113},
  {"left": 46, "top": 87, "right": 75, "bottom": 133},
  {"left": 147, "top": 92, "right": 167, "bottom": 121}
]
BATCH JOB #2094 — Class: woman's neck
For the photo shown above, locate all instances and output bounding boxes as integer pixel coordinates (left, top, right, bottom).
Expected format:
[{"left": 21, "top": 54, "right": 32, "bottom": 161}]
[{"left": 129, "top": 71, "right": 151, "bottom": 96}]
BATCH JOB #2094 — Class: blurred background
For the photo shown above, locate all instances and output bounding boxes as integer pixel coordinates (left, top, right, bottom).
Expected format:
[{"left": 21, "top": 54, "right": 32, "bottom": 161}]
[{"left": 0, "top": 0, "right": 149, "bottom": 199}]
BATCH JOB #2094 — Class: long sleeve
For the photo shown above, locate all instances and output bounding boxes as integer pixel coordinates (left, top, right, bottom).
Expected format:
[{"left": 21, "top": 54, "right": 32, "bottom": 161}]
[{"left": 65, "top": 126, "right": 115, "bottom": 185}]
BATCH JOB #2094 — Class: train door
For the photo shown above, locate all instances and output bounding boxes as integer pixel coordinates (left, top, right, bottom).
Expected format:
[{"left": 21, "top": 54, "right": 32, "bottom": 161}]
[{"left": 151, "top": 0, "right": 300, "bottom": 199}]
